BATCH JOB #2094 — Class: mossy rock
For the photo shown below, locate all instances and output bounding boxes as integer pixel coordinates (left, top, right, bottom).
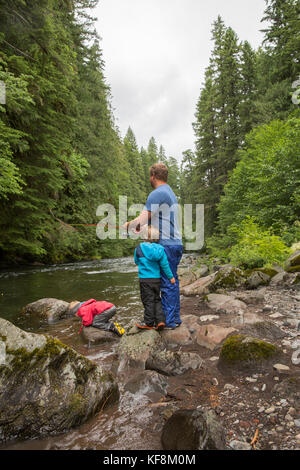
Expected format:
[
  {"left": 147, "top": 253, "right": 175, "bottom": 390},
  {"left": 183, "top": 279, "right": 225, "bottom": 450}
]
[
  {"left": 218, "top": 334, "right": 280, "bottom": 374},
  {"left": 286, "top": 264, "right": 300, "bottom": 273},
  {"left": 245, "top": 267, "right": 279, "bottom": 278},
  {"left": 0, "top": 318, "right": 119, "bottom": 443},
  {"left": 240, "top": 321, "right": 286, "bottom": 341},
  {"left": 285, "top": 251, "right": 300, "bottom": 270},
  {"left": 244, "top": 270, "right": 271, "bottom": 289},
  {"left": 209, "top": 266, "right": 246, "bottom": 291},
  {"left": 292, "top": 273, "right": 300, "bottom": 285}
]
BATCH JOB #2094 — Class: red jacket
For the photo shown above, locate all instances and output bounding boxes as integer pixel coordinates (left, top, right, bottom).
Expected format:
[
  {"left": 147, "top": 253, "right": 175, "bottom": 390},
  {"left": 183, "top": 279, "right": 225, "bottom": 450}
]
[{"left": 76, "top": 299, "right": 114, "bottom": 329}]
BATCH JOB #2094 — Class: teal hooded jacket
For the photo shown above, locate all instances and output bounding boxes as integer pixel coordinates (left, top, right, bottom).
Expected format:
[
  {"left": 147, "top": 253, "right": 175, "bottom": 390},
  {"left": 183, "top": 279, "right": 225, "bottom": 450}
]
[{"left": 134, "top": 242, "right": 173, "bottom": 280}]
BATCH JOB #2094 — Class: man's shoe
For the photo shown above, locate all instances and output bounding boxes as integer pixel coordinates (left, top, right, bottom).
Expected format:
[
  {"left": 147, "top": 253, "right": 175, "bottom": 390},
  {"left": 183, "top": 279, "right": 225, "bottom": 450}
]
[
  {"left": 164, "top": 325, "right": 176, "bottom": 330},
  {"left": 136, "top": 321, "right": 154, "bottom": 329},
  {"left": 155, "top": 322, "right": 165, "bottom": 331}
]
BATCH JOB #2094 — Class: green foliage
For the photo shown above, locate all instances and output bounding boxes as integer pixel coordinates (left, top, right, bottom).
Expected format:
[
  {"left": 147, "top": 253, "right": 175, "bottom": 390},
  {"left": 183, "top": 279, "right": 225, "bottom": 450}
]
[
  {"left": 191, "top": 17, "right": 258, "bottom": 236},
  {"left": 218, "top": 116, "right": 300, "bottom": 240},
  {"left": 227, "top": 217, "right": 291, "bottom": 269},
  {"left": 0, "top": 0, "right": 166, "bottom": 264}
]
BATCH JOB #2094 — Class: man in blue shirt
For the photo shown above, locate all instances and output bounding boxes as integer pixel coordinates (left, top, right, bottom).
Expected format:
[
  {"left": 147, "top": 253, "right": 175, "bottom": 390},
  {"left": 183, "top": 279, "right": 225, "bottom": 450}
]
[{"left": 124, "top": 162, "right": 183, "bottom": 329}]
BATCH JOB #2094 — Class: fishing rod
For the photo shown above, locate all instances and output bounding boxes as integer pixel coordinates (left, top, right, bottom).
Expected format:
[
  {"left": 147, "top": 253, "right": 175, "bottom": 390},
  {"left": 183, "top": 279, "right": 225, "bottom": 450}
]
[{"left": 69, "top": 223, "right": 139, "bottom": 238}]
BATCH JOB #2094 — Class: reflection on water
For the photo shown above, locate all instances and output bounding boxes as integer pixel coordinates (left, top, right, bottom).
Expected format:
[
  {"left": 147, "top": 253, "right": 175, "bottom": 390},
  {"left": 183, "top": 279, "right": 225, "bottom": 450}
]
[{"left": 0, "top": 257, "right": 141, "bottom": 332}]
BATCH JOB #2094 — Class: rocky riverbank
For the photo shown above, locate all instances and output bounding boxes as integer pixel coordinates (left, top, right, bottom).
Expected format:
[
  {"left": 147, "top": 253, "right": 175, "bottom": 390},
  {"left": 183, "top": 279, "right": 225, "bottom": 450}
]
[{"left": 0, "top": 250, "right": 299, "bottom": 450}]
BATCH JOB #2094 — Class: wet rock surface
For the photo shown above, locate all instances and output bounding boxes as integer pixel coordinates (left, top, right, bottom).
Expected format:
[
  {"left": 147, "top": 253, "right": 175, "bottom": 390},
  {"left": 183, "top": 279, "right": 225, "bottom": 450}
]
[
  {"left": 161, "top": 408, "right": 226, "bottom": 450},
  {"left": 81, "top": 326, "right": 119, "bottom": 345},
  {"left": 0, "top": 318, "right": 119, "bottom": 443},
  {"left": 21, "top": 298, "right": 74, "bottom": 324}
]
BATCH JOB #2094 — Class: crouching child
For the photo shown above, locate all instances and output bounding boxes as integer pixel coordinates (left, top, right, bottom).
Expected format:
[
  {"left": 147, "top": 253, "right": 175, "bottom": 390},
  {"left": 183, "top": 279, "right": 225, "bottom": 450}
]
[{"left": 68, "top": 299, "right": 125, "bottom": 336}]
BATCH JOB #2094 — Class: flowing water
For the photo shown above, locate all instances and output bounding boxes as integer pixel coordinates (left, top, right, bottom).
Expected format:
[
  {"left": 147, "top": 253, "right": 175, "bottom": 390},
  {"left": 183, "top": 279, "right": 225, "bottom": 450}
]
[{"left": 0, "top": 257, "right": 165, "bottom": 450}]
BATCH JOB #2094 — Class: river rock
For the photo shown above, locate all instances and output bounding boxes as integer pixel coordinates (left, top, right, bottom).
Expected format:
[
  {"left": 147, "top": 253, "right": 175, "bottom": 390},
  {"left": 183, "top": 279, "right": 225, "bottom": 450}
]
[
  {"left": 161, "top": 324, "right": 193, "bottom": 347},
  {"left": 180, "top": 273, "right": 216, "bottom": 296},
  {"left": 270, "top": 272, "right": 290, "bottom": 285},
  {"left": 231, "top": 289, "right": 266, "bottom": 305},
  {"left": 124, "top": 370, "right": 169, "bottom": 396},
  {"left": 245, "top": 271, "right": 271, "bottom": 289},
  {"left": 192, "top": 265, "right": 209, "bottom": 279},
  {"left": 181, "top": 314, "right": 201, "bottom": 333},
  {"left": 206, "top": 293, "right": 247, "bottom": 314},
  {"left": 81, "top": 326, "right": 118, "bottom": 345},
  {"left": 196, "top": 324, "right": 237, "bottom": 351},
  {"left": 146, "top": 349, "right": 203, "bottom": 376},
  {"left": 240, "top": 321, "right": 286, "bottom": 341},
  {"left": 218, "top": 334, "right": 280, "bottom": 373},
  {"left": 273, "top": 377, "right": 300, "bottom": 408},
  {"left": 229, "top": 440, "right": 252, "bottom": 450},
  {"left": 209, "top": 266, "right": 247, "bottom": 290},
  {"left": 117, "top": 328, "right": 165, "bottom": 372},
  {"left": 178, "top": 269, "right": 196, "bottom": 288},
  {"left": 273, "top": 363, "right": 290, "bottom": 373},
  {"left": 199, "top": 314, "right": 220, "bottom": 322},
  {"left": 161, "top": 408, "right": 226, "bottom": 450},
  {"left": 231, "top": 313, "right": 263, "bottom": 328},
  {"left": 285, "top": 250, "right": 300, "bottom": 272},
  {"left": 0, "top": 318, "right": 119, "bottom": 443},
  {"left": 21, "top": 298, "right": 73, "bottom": 324}
]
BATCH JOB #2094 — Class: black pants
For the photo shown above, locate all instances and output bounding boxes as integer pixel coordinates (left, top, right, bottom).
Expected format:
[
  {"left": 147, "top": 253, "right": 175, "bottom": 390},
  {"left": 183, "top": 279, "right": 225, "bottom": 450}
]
[{"left": 139, "top": 280, "right": 165, "bottom": 326}]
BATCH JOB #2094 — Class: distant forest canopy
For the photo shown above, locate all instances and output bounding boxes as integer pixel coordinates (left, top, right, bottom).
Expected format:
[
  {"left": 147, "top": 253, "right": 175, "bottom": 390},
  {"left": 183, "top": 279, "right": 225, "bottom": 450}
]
[{"left": 0, "top": 0, "right": 299, "bottom": 266}]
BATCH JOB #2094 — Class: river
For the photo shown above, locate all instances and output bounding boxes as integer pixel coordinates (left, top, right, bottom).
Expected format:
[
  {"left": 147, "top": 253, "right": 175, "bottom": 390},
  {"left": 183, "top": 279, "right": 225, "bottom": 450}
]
[{"left": 0, "top": 257, "right": 166, "bottom": 450}]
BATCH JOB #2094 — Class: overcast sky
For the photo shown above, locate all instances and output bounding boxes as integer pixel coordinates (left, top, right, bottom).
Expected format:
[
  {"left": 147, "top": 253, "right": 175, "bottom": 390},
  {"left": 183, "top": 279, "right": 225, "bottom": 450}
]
[{"left": 94, "top": 0, "right": 268, "bottom": 162}]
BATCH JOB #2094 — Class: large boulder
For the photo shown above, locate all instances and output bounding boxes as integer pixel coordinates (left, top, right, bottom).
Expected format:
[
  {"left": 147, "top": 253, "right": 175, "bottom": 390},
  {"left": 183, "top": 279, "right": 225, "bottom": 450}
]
[
  {"left": 178, "top": 268, "right": 196, "bottom": 288},
  {"left": 273, "top": 377, "right": 300, "bottom": 408},
  {"left": 218, "top": 334, "right": 280, "bottom": 373},
  {"left": 180, "top": 274, "right": 216, "bottom": 296},
  {"left": 240, "top": 321, "right": 286, "bottom": 341},
  {"left": 117, "top": 328, "right": 165, "bottom": 372},
  {"left": 231, "top": 289, "right": 266, "bottom": 305},
  {"left": 81, "top": 326, "right": 119, "bottom": 346},
  {"left": 192, "top": 265, "right": 209, "bottom": 279},
  {"left": 161, "top": 324, "right": 194, "bottom": 347},
  {"left": 21, "top": 298, "right": 75, "bottom": 324},
  {"left": 209, "top": 266, "right": 247, "bottom": 291},
  {"left": 0, "top": 318, "right": 119, "bottom": 443},
  {"left": 285, "top": 250, "right": 300, "bottom": 273},
  {"left": 117, "top": 326, "right": 203, "bottom": 376},
  {"left": 124, "top": 370, "right": 169, "bottom": 396},
  {"left": 206, "top": 293, "right": 247, "bottom": 314},
  {"left": 245, "top": 271, "right": 271, "bottom": 289},
  {"left": 269, "top": 272, "right": 290, "bottom": 285},
  {"left": 146, "top": 349, "right": 203, "bottom": 376},
  {"left": 161, "top": 409, "right": 226, "bottom": 450},
  {"left": 196, "top": 324, "right": 237, "bottom": 351}
]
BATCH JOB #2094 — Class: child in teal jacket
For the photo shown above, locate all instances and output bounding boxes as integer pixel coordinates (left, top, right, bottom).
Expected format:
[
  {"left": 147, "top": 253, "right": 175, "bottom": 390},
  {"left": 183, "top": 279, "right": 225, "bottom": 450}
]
[{"left": 134, "top": 225, "right": 175, "bottom": 330}]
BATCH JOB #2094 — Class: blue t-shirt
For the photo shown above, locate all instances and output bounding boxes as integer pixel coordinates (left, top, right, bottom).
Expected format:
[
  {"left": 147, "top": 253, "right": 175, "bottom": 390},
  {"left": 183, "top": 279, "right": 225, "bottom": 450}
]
[{"left": 144, "top": 184, "right": 182, "bottom": 246}]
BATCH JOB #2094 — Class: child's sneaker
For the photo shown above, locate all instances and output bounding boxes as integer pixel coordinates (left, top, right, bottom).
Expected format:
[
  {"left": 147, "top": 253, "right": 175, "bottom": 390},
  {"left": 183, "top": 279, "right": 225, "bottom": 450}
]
[
  {"left": 110, "top": 322, "right": 125, "bottom": 337},
  {"left": 155, "top": 322, "right": 165, "bottom": 331},
  {"left": 136, "top": 321, "right": 154, "bottom": 329}
]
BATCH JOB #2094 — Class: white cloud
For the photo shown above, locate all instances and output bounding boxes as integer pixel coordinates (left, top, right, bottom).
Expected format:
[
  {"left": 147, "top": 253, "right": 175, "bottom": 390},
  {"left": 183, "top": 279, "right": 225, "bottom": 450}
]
[{"left": 95, "top": 0, "right": 267, "bottom": 161}]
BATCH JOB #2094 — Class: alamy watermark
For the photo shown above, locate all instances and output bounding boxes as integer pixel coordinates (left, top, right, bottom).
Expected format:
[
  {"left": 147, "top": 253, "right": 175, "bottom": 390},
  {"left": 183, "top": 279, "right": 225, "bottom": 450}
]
[
  {"left": 95, "top": 196, "right": 204, "bottom": 251},
  {"left": 0, "top": 80, "right": 6, "bottom": 105}
]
